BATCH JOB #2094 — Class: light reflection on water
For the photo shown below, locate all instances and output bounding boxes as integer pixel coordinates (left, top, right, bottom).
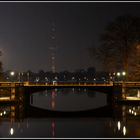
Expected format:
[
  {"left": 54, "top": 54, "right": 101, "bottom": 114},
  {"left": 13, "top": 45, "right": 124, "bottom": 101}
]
[
  {"left": 0, "top": 88, "right": 140, "bottom": 137},
  {"left": 31, "top": 88, "right": 107, "bottom": 111}
]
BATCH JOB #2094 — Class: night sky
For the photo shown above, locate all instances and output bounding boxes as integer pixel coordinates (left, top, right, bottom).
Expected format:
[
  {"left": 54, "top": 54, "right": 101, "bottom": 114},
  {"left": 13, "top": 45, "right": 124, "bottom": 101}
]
[{"left": 1, "top": 2, "right": 140, "bottom": 72}]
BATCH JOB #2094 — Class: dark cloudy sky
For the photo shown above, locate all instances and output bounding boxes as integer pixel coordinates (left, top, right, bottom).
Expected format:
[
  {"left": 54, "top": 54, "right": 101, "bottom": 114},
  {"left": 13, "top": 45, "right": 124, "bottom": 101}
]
[{"left": 0, "top": 1, "right": 140, "bottom": 72}]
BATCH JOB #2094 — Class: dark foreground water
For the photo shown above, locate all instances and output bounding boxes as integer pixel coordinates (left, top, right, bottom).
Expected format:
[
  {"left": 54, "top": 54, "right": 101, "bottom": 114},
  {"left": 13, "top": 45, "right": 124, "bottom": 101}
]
[{"left": 0, "top": 88, "right": 140, "bottom": 138}]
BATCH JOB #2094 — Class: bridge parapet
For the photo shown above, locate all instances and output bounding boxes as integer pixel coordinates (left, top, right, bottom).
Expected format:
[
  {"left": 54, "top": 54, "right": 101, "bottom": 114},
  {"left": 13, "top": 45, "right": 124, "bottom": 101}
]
[
  {"left": 0, "top": 82, "right": 24, "bottom": 87},
  {"left": 113, "top": 81, "right": 140, "bottom": 87},
  {"left": 0, "top": 81, "right": 116, "bottom": 88},
  {"left": 23, "top": 82, "right": 113, "bottom": 87}
]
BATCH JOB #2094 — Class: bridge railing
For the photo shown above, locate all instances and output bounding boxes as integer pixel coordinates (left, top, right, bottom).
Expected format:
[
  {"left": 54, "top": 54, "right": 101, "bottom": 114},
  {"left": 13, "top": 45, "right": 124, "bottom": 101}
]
[
  {"left": 0, "top": 82, "right": 25, "bottom": 87},
  {"left": 113, "top": 81, "right": 140, "bottom": 87},
  {"left": 0, "top": 81, "right": 115, "bottom": 87},
  {"left": 23, "top": 81, "right": 113, "bottom": 87}
]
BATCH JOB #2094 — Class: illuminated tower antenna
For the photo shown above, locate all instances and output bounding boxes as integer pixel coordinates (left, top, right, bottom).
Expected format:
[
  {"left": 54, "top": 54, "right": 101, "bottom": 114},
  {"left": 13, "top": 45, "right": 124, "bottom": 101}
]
[{"left": 49, "top": 22, "right": 57, "bottom": 73}]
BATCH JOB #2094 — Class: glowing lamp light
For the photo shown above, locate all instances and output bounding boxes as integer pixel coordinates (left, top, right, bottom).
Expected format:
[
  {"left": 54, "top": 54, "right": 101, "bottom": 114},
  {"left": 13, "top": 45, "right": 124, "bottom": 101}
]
[
  {"left": 122, "top": 71, "right": 126, "bottom": 76},
  {"left": 3, "top": 111, "right": 6, "bottom": 115},
  {"left": 10, "top": 71, "right": 15, "bottom": 76},
  {"left": 117, "top": 72, "right": 121, "bottom": 76},
  {"left": 129, "top": 109, "right": 132, "bottom": 113},
  {"left": 123, "top": 126, "right": 126, "bottom": 136},
  {"left": 117, "top": 121, "right": 121, "bottom": 131},
  {"left": 10, "top": 128, "right": 14, "bottom": 135}
]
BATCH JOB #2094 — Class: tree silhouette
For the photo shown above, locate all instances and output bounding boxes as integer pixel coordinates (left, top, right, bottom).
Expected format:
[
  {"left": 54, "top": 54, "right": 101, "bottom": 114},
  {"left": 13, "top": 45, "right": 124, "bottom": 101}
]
[
  {"left": 97, "top": 15, "right": 140, "bottom": 80},
  {"left": 0, "top": 51, "right": 3, "bottom": 81}
]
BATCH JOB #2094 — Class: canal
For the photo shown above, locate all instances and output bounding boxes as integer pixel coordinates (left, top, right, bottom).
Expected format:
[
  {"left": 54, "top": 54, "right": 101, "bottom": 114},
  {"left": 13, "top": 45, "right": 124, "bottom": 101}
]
[{"left": 0, "top": 87, "right": 140, "bottom": 138}]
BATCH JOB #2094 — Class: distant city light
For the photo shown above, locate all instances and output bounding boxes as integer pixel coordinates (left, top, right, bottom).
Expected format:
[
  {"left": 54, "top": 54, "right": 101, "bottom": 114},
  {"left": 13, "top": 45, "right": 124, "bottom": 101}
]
[
  {"left": 54, "top": 76, "right": 58, "bottom": 80},
  {"left": 36, "top": 77, "right": 39, "bottom": 82},
  {"left": 72, "top": 77, "right": 75, "bottom": 80}
]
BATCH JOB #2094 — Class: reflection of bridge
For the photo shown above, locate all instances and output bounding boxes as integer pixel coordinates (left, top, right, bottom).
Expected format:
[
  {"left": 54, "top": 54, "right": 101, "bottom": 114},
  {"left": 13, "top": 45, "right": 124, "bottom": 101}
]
[
  {"left": 0, "top": 99, "right": 139, "bottom": 120},
  {"left": 26, "top": 104, "right": 114, "bottom": 118},
  {"left": 0, "top": 102, "right": 114, "bottom": 119},
  {"left": 0, "top": 101, "right": 139, "bottom": 137}
]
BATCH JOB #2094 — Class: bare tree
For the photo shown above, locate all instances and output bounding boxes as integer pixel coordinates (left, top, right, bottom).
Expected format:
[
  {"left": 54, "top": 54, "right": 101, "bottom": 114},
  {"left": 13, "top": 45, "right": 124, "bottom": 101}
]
[
  {"left": 0, "top": 51, "right": 3, "bottom": 81},
  {"left": 128, "top": 42, "right": 140, "bottom": 81},
  {"left": 97, "top": 15, "right": 140, "bottom": 80}
]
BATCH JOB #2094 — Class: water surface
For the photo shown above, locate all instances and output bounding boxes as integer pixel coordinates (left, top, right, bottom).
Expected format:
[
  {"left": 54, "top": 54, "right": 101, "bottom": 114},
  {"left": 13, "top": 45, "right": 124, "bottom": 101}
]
[{"left": 0, "top": 88, "right": 139, "bottom": 138}]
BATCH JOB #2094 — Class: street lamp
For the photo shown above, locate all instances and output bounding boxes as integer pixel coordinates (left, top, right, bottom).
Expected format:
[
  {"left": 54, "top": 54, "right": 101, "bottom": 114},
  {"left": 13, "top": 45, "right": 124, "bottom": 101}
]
[
  {"left": 10, "top": 71, "right": 15, "bottom": 82},
  {"left": 122, "top": 71, "right": 126, "bottom": 76},
  {"left": 10, "top": 71, "right": 15, "bottom": 76},
  {"left": 116, "top": 72, "right": 121, "bottom": 82},
  {"left": 117, "top": 72, "right": 121, "bottom": 77},
  {"left": 122, "top": 71, "right": 126, "bottom": 81},
  {"left": 116, "top": 71, "right": 126, "bottom": 82}
]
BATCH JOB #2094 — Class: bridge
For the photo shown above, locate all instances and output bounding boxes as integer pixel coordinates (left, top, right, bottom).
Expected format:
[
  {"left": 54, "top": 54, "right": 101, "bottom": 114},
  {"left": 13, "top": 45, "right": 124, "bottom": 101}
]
[
  {"left": 0, "top": 82, "right": 115, "bottom": 95},
  {"left": 0, "top": 81, "right": 140, "bottom": 110},
  {"left": 0, "top": 81, "right": 140, "bottom": 101}
]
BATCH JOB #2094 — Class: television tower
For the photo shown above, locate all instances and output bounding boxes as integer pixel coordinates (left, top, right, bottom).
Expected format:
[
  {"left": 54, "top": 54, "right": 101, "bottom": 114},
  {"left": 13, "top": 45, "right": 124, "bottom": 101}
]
[{"left": 49, "top": 22, "right": 57, "bottom": 73}]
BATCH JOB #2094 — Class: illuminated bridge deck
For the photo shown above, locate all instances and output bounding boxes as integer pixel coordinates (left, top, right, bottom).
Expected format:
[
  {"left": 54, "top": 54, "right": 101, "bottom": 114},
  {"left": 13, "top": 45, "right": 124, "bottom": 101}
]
[
  {"left": 0, "top": 82, "right": 113, "bottom": 88},
  {"left": 25, "top": 83, "right": 114, "bottom": 87},
  {"left": 0, "top": 81, "right": 140, "bottom": 88}
]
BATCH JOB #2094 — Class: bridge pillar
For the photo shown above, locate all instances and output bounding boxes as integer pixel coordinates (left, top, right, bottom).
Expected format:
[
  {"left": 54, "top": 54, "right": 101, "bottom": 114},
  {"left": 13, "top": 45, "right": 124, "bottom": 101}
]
[
  {"left": 122, "top": 82, "right": 126, "bottom": 100},
  {"left": 122, "top": 87, "right": 126, "bottom": 99},
  {"left": 11, "top": 88, "right": 16, "bottom": 101},
  {"left": 11, "top": 83, "right": 16, "bottom": 87}
]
